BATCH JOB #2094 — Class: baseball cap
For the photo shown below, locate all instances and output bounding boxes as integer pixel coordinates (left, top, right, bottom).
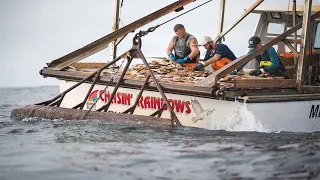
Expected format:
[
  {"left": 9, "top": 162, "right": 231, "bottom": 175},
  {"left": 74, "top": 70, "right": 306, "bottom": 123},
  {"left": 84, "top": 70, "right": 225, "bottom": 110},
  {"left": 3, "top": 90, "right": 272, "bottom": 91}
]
[
  {"left": 248, "top": 36, "right": 261, "bottom": 48},
  {"left": 199, "top": 36, "right": 213, "bottom": 46}
]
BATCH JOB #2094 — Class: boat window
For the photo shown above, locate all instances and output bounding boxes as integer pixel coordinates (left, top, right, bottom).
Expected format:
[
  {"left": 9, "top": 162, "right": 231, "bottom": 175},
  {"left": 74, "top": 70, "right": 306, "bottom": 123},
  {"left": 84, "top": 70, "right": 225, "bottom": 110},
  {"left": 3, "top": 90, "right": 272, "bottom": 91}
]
[
  {"left": 286, "top": 27, "right": 301, "bottom": 36},
  {"left": 267, "top": 23, "right": 285, "bottom": 35},
  {"left": 284, "top": 44, "right": 300, "bottom": 52},
  {"left": 273, "top": 45, "right": 278, "bottom": 52},
  {"left": 314, "top": 22, "right": 320, "bottom": 49}
]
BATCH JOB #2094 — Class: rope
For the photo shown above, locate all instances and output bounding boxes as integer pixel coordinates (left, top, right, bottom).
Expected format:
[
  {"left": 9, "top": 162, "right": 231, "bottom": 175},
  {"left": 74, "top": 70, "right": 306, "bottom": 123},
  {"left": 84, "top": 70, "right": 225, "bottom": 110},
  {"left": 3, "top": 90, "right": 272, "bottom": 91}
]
[{"left": 83, "top": 58, "right": 126, "bottom": 118}]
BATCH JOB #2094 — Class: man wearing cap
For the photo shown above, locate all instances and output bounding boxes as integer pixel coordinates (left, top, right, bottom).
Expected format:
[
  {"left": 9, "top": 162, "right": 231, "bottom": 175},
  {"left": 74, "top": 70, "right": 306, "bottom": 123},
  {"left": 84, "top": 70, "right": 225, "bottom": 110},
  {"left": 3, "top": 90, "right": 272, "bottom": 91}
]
[
  {"left": 193, "top": 36, "right": 237, "bottom": 71},
  {"left": 166, "top": 24, "right": 200, "bottom": 64},
  {"left": 230, "top": 36, "right": 287, "bottom": 77}
]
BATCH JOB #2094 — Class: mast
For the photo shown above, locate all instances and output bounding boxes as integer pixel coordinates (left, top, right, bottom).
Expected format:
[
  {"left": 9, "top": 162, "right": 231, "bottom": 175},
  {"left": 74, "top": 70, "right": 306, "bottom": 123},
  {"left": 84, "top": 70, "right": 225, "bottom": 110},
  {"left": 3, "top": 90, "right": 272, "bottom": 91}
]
[
  {"left": 217, "top": 0, "right": 226, "bottom": 44},
  {"left": 214, "top": 0, "right": 264, "bottom": 43},
  {"left": 292, "top": 0, "right": 297, "bottom": 71},
  {"left": 296, "top": 0, "right": 312, "bottom": 93},
  {"left": 110, "top": 0, "right": 121, "bottom": 62}
]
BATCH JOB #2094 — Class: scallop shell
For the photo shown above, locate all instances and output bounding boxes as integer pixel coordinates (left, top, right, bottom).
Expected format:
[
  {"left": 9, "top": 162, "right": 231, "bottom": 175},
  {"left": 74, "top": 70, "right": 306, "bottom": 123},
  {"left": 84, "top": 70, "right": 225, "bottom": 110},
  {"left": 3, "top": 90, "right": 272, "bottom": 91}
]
[{"left": 150, "top": 60, "right": 159, "bottom": 65}]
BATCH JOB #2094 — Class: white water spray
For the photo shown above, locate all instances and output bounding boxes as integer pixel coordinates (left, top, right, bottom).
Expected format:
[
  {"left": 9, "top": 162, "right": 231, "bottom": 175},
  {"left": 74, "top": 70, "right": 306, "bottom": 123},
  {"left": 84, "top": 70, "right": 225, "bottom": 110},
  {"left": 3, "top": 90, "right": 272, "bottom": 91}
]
[{"left": 205, "top": 98, "right": 270, "bottom": 132}]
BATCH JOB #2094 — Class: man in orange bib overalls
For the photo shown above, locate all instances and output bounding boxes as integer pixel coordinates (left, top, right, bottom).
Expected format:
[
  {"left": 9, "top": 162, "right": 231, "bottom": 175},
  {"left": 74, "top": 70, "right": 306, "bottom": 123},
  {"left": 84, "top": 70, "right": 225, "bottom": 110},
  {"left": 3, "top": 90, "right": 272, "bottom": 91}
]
[{"left": 193, "top": 36, "right": 237, "bottom": 71}]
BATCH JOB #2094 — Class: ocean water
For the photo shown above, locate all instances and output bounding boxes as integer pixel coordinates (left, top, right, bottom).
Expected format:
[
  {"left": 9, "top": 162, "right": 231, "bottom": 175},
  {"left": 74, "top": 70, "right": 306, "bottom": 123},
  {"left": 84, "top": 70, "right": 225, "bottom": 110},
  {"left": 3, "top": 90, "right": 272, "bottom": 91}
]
[{"left": 0, "top": 86, "right": 320, "bottom": 180}]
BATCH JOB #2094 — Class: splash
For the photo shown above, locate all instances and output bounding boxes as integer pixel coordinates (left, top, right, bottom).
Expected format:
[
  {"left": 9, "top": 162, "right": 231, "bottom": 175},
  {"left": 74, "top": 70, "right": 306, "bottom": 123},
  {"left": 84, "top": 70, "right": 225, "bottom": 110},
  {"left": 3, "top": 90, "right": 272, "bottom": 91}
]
[{"left": 205, "top": 99, "right": 270, "bottom": 132}]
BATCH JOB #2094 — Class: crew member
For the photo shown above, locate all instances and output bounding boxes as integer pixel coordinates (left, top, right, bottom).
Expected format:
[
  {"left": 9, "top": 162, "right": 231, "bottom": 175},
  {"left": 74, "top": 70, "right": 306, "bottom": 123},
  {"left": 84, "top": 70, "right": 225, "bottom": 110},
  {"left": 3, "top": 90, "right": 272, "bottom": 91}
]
[
  {"left": 193, "top": 36, "right": 237, "bottom": 71},
  {"left": 166, "top": 24, "right": 200, "bottom": 64},
  {"left": 231, "top": 36, "right": 288, "bottom": 78}
]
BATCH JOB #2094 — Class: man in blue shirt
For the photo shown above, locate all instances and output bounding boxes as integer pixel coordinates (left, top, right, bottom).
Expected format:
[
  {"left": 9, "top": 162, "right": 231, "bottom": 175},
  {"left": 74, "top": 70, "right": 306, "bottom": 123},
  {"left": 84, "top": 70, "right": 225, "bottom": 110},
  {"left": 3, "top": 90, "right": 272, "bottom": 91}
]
[
  {"left": 193, "top": 36, "right": 237, "bottom": 71},
  {"left": 231, "top": 36, "right": 287, "bottom": 77}
]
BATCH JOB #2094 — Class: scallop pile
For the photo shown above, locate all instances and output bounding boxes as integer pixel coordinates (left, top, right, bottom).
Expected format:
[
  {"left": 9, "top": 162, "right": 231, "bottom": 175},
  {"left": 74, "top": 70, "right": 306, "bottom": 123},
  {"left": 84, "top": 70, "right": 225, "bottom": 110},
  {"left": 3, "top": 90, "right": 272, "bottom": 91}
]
[{"left": 116, "top": 59, "right": 212, "bottom": 84}]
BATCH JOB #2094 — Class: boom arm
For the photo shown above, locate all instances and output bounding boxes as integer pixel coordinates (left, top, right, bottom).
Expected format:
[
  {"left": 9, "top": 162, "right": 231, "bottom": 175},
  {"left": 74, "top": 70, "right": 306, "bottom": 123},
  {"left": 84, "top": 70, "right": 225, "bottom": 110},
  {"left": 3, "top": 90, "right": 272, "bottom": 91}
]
[{"left": 47, "top": 0, "right": 195, "bottom": 70}]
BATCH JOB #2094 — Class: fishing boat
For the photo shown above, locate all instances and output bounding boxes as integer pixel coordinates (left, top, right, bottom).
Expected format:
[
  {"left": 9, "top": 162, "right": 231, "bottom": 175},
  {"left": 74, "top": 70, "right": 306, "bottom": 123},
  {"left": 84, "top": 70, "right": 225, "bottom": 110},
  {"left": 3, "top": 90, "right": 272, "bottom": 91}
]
[{"left": 11, "top": 0, "right": 320, "bottom": 132}]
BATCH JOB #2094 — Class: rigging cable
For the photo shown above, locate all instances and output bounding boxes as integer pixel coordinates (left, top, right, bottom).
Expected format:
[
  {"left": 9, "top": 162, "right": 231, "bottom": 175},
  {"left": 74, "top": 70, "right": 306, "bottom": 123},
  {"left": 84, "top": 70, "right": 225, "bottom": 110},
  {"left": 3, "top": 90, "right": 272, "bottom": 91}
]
[
  {"left": 134, "top": 0, "right": 213, "bottom": 38},
  {"left": 158, "top": 0, "right": 213, "bottom": 27}
]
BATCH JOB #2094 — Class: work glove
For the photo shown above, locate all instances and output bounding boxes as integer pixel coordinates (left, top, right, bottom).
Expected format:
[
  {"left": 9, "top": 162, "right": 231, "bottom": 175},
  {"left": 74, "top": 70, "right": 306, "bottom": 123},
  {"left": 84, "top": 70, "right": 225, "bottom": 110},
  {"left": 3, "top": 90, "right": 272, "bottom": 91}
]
[
  {"left": 249, "top": 69, "right": 262, "bottom": 76},
  {"left": 230, "top": 70, "right": 237, "bottom": 75},
  {"left": 168, "top": 53, "right": 176, "bottom": 61},
  {"left": 176, "top": 56, "right": 191, "bottom": 64},
  {"left": 193, "top": 62, "right": 206, "bottom": 71},
  {"left": 176, "top": 59, "right": 185, "bottom": 64}
]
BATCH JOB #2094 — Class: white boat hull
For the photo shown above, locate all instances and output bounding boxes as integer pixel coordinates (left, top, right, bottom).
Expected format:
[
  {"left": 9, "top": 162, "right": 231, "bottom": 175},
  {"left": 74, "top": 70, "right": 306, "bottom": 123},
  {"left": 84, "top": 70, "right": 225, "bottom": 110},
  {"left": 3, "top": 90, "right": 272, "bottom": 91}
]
[{"left": 59, "top": 80, "right": 320, "bottom": 132}]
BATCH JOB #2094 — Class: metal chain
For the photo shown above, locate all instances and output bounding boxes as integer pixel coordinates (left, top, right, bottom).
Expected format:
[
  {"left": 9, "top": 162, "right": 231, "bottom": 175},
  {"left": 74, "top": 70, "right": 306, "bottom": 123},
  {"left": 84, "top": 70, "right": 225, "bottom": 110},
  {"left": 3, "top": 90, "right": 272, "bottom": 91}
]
[
  {"left": 83, "top": 58, "right": 126, "bottom": 118},
  {"left": 134, "top": 25, "right": 160, "bottom": 38}
]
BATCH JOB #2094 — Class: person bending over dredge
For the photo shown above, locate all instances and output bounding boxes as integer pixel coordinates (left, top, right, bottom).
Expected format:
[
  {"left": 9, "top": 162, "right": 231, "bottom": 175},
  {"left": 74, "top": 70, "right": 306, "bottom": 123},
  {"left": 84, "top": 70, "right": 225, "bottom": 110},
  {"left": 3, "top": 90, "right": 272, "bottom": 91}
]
[
  {"left": 193, "top": 36, "right": 237, "bottom": 71},
  {"left": 166, "top": 24, "right": 200, "bottom": 64},
  {"left": 230, "top": 36, "right": 288, "bottom": 78}
]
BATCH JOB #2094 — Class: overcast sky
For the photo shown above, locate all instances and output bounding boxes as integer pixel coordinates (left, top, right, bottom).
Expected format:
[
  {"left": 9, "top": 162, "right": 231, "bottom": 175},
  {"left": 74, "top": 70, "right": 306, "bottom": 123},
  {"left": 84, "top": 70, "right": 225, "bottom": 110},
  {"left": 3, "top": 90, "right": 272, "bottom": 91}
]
[{"left": 0, "top": 0, "right": 311, "bottom": 87}]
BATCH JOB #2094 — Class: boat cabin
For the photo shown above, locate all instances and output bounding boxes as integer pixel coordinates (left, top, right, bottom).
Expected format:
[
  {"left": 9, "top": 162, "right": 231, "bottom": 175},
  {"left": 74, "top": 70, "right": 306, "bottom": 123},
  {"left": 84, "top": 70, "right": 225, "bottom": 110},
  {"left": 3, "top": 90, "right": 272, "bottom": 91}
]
[{"left": 246, "top": 5, "right": 320, "bottom": 86}]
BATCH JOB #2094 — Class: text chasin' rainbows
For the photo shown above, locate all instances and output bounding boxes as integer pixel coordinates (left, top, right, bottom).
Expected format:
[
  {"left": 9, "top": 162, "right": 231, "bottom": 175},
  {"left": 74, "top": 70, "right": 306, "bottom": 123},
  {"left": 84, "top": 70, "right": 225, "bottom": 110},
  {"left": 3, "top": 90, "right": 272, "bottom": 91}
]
[{"left": 87, "top": 90, "right": 191, "bottom": 114}]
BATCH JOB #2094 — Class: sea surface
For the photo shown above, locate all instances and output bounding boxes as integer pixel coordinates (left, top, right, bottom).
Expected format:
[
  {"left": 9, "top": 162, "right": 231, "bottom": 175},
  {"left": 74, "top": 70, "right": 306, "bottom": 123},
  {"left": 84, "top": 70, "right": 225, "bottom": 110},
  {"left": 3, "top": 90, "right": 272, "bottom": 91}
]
[{"left": 0, "top": 86, "right": 320, "bottom": 180}]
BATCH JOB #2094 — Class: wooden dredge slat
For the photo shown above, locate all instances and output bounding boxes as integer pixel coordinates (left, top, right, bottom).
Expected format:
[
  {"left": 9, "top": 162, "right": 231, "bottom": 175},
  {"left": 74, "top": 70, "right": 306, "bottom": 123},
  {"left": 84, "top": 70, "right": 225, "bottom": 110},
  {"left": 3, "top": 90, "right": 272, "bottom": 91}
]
[{"left": 234, "top": 79, "right": 296, "bottom": 89}]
